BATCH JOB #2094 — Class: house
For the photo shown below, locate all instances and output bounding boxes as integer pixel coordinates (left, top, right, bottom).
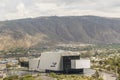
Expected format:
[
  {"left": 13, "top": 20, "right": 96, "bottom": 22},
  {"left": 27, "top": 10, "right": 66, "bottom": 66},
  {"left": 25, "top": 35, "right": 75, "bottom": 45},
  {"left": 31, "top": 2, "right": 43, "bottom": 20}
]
[
  {"left": 0, "top": 62, "right": 6, "bottom": 78},
  {"left": 19, "top": 57, "right": 29, "bottom": 67},
  {"left": 0, "top": 60, "right": 7, "bottom": 70},
  {"left": 29, "top": 51, "right": 90, "bottom": 73},
  {"left": 0, "top": 64, "right": 6, "bottom": 70}
]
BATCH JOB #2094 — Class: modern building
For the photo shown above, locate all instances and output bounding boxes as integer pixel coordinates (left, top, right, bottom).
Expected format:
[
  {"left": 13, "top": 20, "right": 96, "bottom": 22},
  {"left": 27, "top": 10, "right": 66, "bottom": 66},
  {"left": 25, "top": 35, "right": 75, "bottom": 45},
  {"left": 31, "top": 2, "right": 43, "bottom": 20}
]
[{"left": 29, "top": 51, "right": 90, "bottom": 73}]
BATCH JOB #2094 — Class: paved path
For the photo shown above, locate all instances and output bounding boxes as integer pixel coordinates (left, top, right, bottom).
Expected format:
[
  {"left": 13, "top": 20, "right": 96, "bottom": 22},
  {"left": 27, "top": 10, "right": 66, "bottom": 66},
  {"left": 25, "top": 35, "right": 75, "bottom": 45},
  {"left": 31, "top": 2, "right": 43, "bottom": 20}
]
[
  {"left": 101, "top": 72, "right": 116, "bottom": 80},
  {"left": 84, "top": 69, "right": 116, "bottom": 80}
]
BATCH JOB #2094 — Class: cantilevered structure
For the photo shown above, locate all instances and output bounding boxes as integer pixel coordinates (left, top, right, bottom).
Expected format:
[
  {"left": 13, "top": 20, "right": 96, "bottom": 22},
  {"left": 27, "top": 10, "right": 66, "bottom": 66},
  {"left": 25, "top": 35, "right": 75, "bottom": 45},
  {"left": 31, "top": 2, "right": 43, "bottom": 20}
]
[{"left": 29, "top": 51, "right": 90, "bottom": 73}]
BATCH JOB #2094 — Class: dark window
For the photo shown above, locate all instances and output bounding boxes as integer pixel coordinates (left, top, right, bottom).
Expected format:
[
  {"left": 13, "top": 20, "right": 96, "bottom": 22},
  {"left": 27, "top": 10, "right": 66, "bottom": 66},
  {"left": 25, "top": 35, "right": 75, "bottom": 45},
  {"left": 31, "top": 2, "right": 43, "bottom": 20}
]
[{"left": 63, "top": 56, "right": 80, "bottom": 73}]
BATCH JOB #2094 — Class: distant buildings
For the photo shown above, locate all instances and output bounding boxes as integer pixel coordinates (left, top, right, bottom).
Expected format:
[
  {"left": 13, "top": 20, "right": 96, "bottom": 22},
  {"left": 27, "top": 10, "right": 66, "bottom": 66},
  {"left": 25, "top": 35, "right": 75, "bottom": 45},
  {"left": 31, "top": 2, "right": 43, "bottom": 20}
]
[
  {"left": 19, "top": 57, "right": 29, "bottom": 67},
  {"left": 0, "top": 61, "right": 7, "bottom": 78},
  {"left": 0, "top": 64, "right": 6, "bottom": 70}
]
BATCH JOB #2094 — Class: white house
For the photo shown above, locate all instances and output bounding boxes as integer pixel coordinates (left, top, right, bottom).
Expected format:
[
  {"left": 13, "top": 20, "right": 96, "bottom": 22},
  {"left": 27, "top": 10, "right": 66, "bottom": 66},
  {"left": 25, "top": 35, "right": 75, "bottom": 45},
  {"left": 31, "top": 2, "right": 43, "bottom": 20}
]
[{"left": 29, "top": 51, "right": 90, "bottom": 73}]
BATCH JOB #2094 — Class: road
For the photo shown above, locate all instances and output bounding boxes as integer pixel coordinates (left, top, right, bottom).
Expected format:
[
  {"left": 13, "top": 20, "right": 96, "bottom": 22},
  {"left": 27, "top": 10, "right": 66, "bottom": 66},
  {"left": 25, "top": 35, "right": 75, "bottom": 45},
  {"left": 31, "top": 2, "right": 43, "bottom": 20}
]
[
  {"left": 101, "top": 72, "right": 116, "bottom": 80},
  {"left": 84, "top": 69, "right": 116, "bottom": 80}
]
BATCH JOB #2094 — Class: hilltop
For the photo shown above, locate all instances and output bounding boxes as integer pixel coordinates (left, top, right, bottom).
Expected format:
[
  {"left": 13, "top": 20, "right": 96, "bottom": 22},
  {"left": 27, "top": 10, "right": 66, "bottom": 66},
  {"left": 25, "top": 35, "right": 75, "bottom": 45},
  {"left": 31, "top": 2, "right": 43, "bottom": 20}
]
[{"left": 0, "top": 16, "right": 120, "bottom": 49}]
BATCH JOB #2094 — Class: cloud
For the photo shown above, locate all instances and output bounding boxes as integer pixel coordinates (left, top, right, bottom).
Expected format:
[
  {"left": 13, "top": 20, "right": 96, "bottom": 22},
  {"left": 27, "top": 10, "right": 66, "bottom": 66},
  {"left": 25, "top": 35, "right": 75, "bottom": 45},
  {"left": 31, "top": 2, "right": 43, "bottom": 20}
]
[
  {"left": 0, "top": 0, "right": 120, "bottom": 21},
  {"left": 17, "top": 3, "right": 28, "bottom": 15}
]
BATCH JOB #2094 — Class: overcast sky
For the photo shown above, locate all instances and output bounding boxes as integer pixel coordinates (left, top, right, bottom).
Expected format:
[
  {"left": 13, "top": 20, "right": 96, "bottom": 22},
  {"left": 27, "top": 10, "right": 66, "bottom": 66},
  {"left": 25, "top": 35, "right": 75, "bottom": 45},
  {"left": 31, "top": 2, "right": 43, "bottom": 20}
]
[{"left": 0, "top": 0, "right": 120, "bottom": 21}]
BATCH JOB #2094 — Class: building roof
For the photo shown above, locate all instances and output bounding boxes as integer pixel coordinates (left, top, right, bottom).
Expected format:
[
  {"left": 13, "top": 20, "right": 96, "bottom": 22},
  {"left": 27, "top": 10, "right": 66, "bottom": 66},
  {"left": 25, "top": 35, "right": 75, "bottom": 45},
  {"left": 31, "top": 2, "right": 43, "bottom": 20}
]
[
  {"left": 41, "top": 50, "right": 80, "bottom": 57},
  {"left": 61, "top": 51, "right": 80, "bottom": 56}
]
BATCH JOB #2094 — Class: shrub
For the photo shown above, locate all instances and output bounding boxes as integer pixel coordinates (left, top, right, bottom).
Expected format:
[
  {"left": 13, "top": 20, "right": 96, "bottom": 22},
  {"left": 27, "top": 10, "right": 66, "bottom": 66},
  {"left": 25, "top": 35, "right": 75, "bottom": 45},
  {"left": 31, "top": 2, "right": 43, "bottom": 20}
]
[
  {"left": 3, "top": 75, "right": 19, "bottom": 80},
  {"left": 20, "top": 75, "right": 35, "bottom": 80}
]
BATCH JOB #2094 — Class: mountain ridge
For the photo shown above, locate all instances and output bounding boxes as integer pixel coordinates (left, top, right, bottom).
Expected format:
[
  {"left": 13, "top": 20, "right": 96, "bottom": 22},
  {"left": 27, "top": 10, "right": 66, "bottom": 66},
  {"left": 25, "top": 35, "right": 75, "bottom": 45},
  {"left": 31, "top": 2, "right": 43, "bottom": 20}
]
[{"left": 0, "top": 16, "right": 120, "bottom": 50}]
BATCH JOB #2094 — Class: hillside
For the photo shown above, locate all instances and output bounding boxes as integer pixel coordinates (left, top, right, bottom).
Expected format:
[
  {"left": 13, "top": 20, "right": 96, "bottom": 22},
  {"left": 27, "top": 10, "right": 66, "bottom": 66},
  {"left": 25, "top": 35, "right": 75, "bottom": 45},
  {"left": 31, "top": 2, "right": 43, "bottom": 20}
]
[{"left": 0, "top": 16, "right": 120, "bottom": 50}]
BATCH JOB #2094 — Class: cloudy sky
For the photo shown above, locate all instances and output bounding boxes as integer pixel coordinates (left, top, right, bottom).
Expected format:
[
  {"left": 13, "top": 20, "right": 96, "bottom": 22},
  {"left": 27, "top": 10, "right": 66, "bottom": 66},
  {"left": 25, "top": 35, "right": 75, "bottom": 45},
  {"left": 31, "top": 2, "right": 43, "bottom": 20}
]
[{"left": 0, "top": 0, "right": 120, "bottom": 21}]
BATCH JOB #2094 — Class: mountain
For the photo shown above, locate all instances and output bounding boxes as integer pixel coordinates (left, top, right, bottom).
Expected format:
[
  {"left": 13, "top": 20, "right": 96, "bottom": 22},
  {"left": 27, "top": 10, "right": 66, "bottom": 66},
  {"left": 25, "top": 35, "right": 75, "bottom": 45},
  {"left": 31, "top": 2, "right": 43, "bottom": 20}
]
[{"left": 0, "top": 16, "right": 120, "bottom": 50}]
